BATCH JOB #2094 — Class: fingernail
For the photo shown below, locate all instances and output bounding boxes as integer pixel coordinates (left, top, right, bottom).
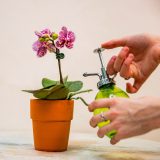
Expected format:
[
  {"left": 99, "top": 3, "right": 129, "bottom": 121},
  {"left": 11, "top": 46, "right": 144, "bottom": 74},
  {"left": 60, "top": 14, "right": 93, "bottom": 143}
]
[
  {"left": 90, "top": 122, "right": 97, "bottom": 128},
  {"left": 111, "top": 56, "right": 116, "bottom": 61},
  {"left": 97, "top": 132, "right": 104, "bottom": 138},
  {"left": 124, "top": 46, "right": 129, "bottom": 51},
  {"left": 99, "top": 134, "right": 104, "bottom": 138},
  {"left": 88, "top": 107, "right": 92, "bottom": 112},
  {"left": 129, "top": 54, "right": 134, "bottom": 59}
]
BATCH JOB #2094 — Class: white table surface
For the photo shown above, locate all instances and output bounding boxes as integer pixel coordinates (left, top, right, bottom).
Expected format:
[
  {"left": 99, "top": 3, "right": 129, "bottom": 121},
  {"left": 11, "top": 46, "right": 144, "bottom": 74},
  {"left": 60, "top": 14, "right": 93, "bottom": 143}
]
[{"left": 0, "top": 131, "right": 160, "bottom": 160}]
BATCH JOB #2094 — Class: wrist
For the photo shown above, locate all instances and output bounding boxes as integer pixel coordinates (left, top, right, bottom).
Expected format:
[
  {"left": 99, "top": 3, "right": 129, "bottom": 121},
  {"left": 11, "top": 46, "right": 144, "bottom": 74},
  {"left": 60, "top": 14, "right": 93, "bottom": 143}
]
[
  {"left": 147, "top": 97, "right": 160, "bottom": 130},
  {"left": 138, "top": 96, "right": 160, "bottom": 131},
  {"left": 148, "top": 115, "right": 160, "bottom": 130}
]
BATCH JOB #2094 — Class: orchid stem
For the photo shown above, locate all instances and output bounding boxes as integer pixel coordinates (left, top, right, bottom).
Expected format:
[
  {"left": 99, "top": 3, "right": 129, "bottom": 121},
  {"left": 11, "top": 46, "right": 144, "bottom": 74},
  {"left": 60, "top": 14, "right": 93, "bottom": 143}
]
[
  {"left": 58, "top": 58, "right": 63, "bottom": 84},
  {"left": 56, "top": 48, "right": 63, "bottom": 84}
]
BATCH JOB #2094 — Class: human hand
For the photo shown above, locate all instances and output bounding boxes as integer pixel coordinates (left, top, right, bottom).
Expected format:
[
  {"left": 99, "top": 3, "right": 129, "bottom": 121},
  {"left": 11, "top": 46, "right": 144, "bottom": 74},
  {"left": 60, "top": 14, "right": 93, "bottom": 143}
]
[
  {"left": 102, "top": 34, "right": 160, "bottom": 93},
  {"left": 89, "top": 96, "right": 160, "bottom": 144}
]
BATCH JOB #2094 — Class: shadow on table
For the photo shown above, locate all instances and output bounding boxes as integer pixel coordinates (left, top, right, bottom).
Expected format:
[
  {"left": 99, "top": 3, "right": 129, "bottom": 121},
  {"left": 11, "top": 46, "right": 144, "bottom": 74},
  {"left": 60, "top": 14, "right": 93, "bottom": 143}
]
[{"left": 68, "top": 140, "right": 160, "bottom": 160}]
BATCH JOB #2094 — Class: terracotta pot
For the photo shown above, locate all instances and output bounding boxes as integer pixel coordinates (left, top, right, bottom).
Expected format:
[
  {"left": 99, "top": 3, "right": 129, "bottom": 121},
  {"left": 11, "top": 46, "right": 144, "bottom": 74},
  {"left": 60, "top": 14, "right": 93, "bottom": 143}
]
[{"left": 30, "top": 99, "right": 74, "bottom": 152}]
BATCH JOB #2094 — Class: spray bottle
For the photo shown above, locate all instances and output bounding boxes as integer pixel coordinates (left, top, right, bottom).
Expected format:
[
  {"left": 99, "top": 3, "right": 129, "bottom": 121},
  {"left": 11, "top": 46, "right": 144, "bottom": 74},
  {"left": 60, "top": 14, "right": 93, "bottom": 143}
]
[{"left": 83, "top": 48, "right": 129, "bottom": 138}]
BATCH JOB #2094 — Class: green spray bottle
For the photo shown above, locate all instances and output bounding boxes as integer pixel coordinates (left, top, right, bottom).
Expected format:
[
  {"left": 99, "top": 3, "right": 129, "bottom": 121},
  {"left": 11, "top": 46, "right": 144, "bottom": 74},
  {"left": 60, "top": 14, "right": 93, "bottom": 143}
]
[{"left": 83, "top": 48, "right": 129, "bottom": 138}]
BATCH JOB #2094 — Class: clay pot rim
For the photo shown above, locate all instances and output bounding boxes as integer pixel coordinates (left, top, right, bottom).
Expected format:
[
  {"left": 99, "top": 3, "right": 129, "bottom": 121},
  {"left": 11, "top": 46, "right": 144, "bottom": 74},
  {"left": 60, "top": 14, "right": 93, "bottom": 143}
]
[{"left": 30, "top": 99, "right": 74, "bottom": 102}]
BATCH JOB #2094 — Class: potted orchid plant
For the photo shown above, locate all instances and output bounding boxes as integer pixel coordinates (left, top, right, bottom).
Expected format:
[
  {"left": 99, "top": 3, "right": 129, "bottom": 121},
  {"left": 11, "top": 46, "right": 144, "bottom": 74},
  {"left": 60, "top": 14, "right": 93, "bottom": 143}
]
[{"left": 23, "top": 27, "right": 91, "bottom": 152}]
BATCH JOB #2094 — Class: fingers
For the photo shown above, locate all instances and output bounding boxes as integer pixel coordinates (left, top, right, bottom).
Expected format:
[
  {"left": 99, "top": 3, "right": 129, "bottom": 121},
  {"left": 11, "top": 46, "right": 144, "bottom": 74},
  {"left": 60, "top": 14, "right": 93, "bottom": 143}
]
[
  {"left": 114, "top": 47, "right": 129, "bottom": 72},
  {"left": 90, "top": 113, "right": 108, "bottom": 128},
  {"left": 126, "top": 81, "right": 142, "bottom": 93},
  {"left": 119, "top": 54, "right": 134, "bottom": 79},
  {"left": 110, "top": 129, "right": 128, "bottom": 145},
  {"left": 101, "top": 38, "right": 127, "bottom": 49},
  {"left": 110, "top": 136, "right": 120, "bottom": 145},
  {"left": 106, "top": 47, "right": 130, "bottom": 75},
  {"left": 97, "top": 123, "right": 117, "bottom": 138},
  {"left": 106, "top": 48, "right": 142, "bottom": 94},
  {"left": 124, "top": 62, "right": 143, "bottom": 93},
  {"left": 88, "top": 98, "right": 117, "bottom": 112},
  {"left": 90, "top": 110, "right": 118, "bottom": 128},
  {"left": 107, "top": 56, "right": 117, "bottom": 75},
  {"left": 126, "top": 83, "right": 137, "bottom": 93}
]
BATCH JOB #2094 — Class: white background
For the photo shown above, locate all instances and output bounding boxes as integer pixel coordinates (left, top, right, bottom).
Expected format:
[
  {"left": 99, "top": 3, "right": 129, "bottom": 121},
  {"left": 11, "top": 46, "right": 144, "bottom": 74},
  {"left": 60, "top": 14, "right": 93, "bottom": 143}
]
[{"left": 0, "top": 0, "right": 160, "bottom": 141}]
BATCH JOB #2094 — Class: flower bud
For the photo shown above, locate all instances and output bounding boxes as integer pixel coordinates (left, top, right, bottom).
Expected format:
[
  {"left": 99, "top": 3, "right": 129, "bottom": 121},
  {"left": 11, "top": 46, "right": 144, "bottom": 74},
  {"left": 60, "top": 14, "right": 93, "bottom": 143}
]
[
  {"left": 52, "top": 33, "right": 58, "bottom": 40},
  {"left": 45, "top": 38, "right": 50, "bottom": 41},
  {"left": 39, "top": 37, "right": 45, "bottom": 42}
]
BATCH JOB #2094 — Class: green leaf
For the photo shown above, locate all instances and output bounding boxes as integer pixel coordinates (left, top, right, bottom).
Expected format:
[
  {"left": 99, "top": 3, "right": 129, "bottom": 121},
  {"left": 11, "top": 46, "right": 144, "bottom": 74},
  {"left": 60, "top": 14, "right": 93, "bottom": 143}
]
[
  {"left": 46, "top": 86, "right": 69, "bottom": 100},
  {"left": 23, "top": 78, "right": 90, "bottom": 100},
  {"left": 23, "top": 88, "right": 52, "bottom": 99},
  {"left": 42, "top": 78, "right": 57, "bottom": 88},
  {"left": 23, "top": 84, "right": 70, "bottom": 100},
  {"left": 42, "top": 76, "right": 68, "bottom": 88},
  {"left": 65, "top": 81, "right": 83, "bottom": 92},
  {"left": 67, "top": 89, "right": 93, "bottom": 99}
]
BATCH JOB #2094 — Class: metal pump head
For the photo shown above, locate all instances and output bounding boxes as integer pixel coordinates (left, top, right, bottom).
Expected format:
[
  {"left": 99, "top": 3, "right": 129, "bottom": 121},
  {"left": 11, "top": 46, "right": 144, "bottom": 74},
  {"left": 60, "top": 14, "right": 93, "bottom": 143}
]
[{"left": 83, "top": 48, "right": 115, "bottom": 89}]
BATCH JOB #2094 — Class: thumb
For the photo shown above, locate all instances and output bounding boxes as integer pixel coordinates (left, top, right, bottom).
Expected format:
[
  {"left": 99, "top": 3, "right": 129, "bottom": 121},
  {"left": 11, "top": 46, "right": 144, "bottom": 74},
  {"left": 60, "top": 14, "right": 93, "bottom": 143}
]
[{"left": 129, "top": 63, "right": 140, "bottom": 79}]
